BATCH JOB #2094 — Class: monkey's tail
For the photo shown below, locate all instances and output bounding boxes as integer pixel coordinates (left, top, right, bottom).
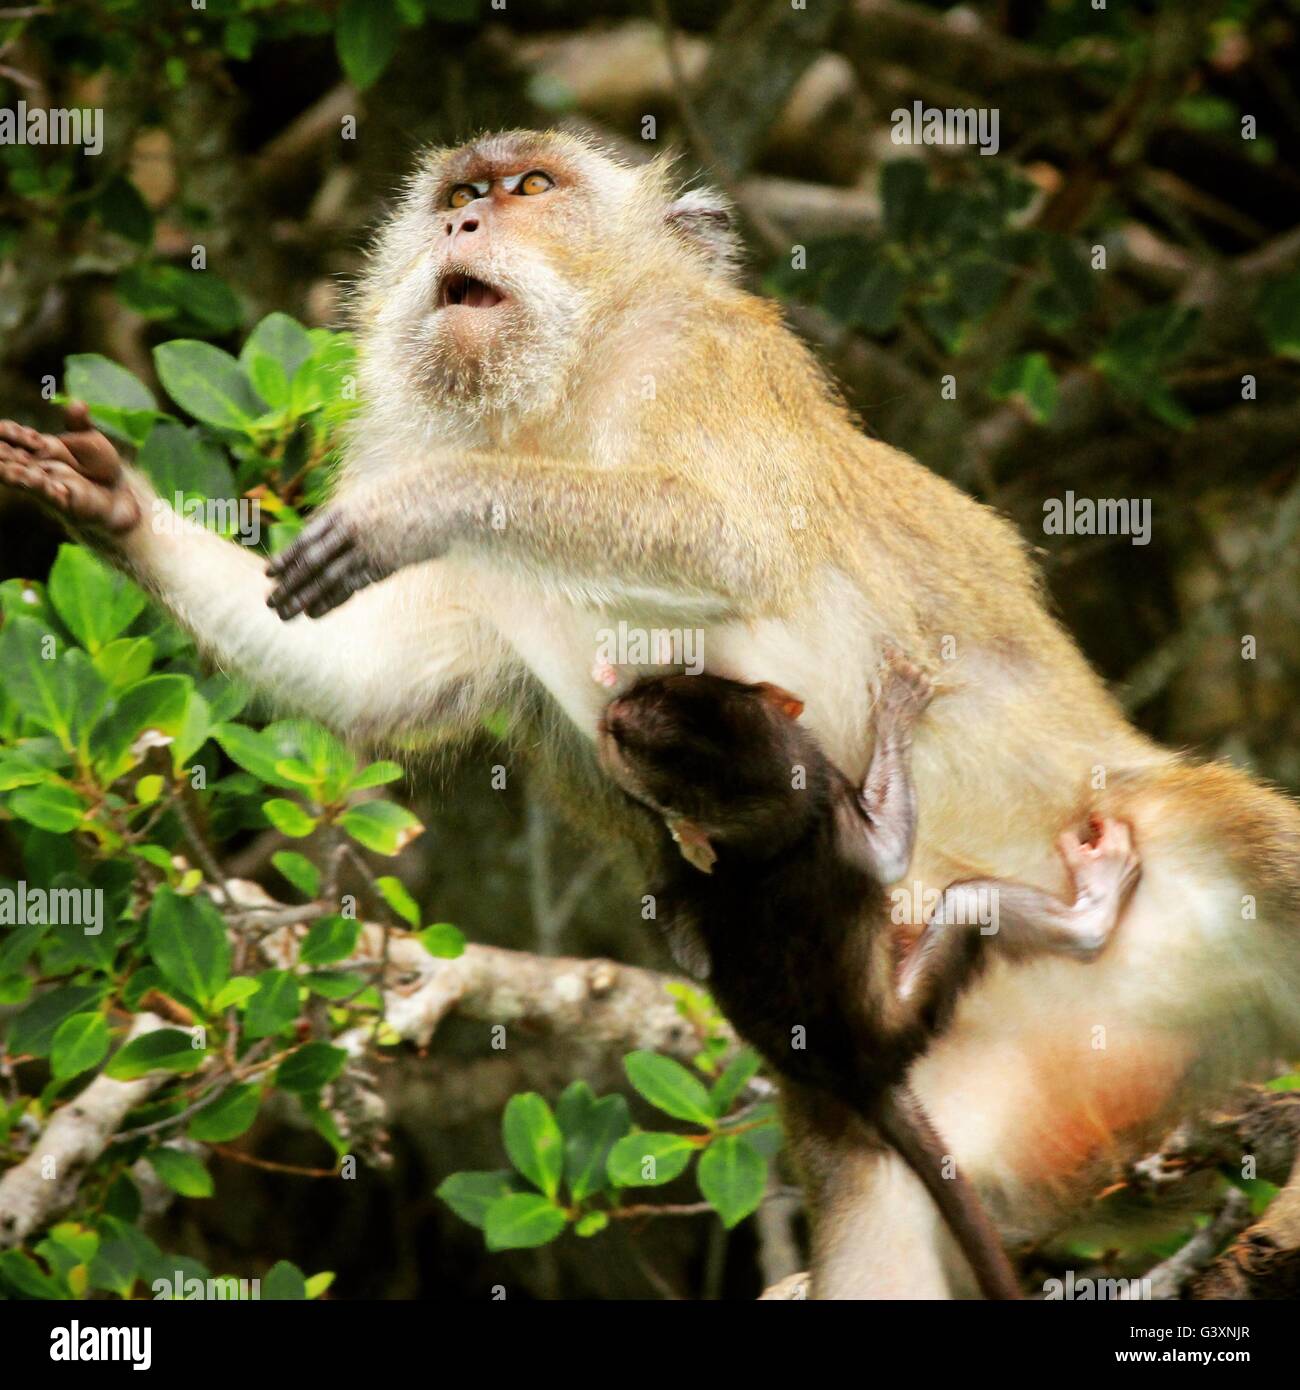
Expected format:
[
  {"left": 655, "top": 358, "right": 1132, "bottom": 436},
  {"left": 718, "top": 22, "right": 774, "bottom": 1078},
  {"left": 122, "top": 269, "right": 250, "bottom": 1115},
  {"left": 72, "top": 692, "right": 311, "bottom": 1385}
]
[{"left": 875, "top": 1083, "right": 1022, "bottom": 1301}]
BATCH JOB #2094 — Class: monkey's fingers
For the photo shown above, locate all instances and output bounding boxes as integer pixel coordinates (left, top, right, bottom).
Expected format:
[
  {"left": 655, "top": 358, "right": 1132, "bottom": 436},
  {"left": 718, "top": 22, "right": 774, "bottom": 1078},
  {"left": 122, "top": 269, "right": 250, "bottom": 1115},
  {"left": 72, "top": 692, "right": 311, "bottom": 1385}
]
[
  {"left": 0, "top": 419, "right": 80, "bottom": 469},
  {"left": 268, "top": 546, "right": 377, "bottom": 620},
  {"left": 266, "top": 512, "right": 352, "bottom": 580},
  {"left": 57, "top": 401, "right": 127, "bottom": 483},
  {"left": 0, "top": 452, "right": 76, "bottom": 510}
]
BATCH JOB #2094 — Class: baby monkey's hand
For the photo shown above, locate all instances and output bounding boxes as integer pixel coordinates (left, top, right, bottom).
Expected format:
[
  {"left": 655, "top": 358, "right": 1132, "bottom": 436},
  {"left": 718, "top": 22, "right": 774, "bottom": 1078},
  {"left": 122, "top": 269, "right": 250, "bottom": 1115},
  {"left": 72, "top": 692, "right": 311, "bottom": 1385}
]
[{"left": 872, "top": 645, "right": 935, "bottom": 739}]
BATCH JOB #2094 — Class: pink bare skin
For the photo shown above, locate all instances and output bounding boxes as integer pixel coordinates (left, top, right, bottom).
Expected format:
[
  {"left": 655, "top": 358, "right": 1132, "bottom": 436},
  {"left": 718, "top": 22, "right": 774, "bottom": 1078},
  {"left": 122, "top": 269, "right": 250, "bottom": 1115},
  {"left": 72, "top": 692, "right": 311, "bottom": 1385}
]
[{"left": 0, "top": 403, "right": 142, "bottom": 536}]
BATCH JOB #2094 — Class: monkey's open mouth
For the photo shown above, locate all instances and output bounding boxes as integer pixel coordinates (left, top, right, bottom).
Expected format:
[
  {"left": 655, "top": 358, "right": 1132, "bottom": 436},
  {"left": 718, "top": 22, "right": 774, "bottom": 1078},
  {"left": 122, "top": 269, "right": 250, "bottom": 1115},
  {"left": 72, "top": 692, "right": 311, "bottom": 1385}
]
[{"left": 438, "top": 273, "right": 506, "bottom": 309}]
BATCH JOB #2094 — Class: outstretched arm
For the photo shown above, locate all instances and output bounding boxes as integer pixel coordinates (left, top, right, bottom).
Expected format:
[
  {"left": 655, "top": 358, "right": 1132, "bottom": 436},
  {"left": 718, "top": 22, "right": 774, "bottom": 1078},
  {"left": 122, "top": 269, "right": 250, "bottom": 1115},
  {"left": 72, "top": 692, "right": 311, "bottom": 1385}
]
[
  {"left": 265, "top": 451, "right": 802, "bottom": 622},
  {"left": 0, "top": 409, "right": 503, "bottom": 743}
]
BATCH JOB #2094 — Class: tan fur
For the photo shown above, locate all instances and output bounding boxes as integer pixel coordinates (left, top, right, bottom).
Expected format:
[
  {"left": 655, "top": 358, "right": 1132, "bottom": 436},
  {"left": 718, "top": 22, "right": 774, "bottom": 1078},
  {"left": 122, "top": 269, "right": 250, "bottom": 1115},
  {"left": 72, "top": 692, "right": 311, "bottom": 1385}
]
[{"left": 36, "top": 131, "right": 1300, "bottom": 1297}]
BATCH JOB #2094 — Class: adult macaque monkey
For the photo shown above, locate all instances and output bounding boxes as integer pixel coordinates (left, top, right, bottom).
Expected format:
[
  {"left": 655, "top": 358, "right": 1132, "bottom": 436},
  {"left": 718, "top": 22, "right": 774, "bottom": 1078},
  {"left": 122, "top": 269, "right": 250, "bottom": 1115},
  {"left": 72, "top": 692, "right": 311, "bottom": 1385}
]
[{"left": 3, "top": 130, "right": 1299, "bottom": 1298}]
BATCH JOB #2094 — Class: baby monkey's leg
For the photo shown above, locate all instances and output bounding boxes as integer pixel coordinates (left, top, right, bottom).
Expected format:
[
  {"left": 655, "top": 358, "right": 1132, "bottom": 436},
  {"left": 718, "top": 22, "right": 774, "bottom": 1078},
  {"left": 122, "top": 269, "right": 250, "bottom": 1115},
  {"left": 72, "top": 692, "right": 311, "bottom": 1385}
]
[
  {"left": 898, "top": 816, "right": 1141, "bottom": 1013},
  {"left": 844, "top": 651, "right": 935, "bottom": 884}
]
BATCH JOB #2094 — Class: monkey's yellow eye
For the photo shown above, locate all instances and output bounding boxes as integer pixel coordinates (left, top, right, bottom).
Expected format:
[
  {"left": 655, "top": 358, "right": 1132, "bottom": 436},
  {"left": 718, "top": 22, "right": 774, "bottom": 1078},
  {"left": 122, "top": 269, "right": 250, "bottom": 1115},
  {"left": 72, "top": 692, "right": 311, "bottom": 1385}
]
[
  {"left": 517, "top": 171, "right": 554, "bottom": 196},
  {"left": 449, "top": 185, "right": 479, "bottom": 209}
]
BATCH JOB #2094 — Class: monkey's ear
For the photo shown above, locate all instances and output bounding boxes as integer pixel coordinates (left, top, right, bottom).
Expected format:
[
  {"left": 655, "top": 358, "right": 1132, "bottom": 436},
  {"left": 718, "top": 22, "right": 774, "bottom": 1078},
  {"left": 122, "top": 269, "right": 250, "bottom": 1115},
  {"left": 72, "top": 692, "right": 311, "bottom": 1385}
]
[
  {"left": 668, "top": 816, "right": 718, "bottom": 874},
  {"left": 665, "top": 188, "right": 740, "bottom": 273},
  {"left": 754, "top": 682, "right": 805, "bottom": 721}
]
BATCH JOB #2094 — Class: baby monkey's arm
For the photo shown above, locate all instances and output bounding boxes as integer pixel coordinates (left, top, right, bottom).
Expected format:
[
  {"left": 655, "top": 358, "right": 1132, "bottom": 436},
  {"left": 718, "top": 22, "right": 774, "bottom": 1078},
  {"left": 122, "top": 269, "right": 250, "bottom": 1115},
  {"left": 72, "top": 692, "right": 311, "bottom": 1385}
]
[{"left": 897, "top": 815, "right": 1141, "bottom": 1016}]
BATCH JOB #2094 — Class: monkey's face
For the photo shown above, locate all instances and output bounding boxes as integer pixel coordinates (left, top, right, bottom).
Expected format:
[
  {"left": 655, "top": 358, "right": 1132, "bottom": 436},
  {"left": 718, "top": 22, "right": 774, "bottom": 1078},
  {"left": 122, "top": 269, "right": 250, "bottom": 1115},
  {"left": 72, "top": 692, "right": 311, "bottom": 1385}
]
[
  {"left": 357, "top": 130, "right": 738, "bottom": 422},
  {"left": 598, "top": 674, "right": 820, "bottom": 869},
  {"left": 362, "top": 132, "right": 640, "bottom": 415}
]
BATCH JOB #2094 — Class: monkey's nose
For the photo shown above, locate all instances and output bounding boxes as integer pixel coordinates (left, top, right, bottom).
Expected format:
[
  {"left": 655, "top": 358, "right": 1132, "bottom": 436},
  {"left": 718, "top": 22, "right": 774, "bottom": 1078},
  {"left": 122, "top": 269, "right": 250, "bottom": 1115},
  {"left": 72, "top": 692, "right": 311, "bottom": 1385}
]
[{"left": 446, "top": 209, "right": 481, "bottom": 240}]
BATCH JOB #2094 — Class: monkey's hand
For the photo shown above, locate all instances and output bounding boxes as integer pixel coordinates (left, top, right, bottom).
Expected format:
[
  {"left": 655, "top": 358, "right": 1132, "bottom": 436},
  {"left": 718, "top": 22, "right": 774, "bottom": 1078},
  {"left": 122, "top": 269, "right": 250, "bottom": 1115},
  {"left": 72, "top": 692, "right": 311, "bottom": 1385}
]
[
  {"left": 266, "top": 507, "right": 396, "bottom": 620},
  {"left": 0, "top": 404, "right": 142, "bottom": 536}
]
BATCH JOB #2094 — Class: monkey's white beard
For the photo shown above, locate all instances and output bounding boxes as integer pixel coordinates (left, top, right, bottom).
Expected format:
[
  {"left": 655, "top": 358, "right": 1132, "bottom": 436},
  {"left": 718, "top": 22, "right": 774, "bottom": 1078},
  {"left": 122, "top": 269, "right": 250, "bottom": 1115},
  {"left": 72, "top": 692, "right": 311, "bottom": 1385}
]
[{"left": 387, "top": 251, "right": 586, "bottom": 426}]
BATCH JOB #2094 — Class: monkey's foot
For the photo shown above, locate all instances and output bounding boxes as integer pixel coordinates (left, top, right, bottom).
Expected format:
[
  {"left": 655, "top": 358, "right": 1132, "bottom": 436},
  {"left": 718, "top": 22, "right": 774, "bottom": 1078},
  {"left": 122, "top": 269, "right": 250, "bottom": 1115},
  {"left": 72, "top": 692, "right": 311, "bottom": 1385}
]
[
  {"left": 1055, "top": 815, "right": 1141, "bottom": 956},
  {"left": 266, "top": 511, "right": 389, "bottom": 620}
]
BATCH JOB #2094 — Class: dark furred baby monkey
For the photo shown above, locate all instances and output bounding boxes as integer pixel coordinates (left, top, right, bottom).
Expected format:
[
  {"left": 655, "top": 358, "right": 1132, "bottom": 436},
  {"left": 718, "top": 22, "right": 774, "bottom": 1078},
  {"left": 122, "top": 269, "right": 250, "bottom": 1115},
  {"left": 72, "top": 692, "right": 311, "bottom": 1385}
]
[{"left": 598, "top": 654, "right": 1141, "bottom": 1301}]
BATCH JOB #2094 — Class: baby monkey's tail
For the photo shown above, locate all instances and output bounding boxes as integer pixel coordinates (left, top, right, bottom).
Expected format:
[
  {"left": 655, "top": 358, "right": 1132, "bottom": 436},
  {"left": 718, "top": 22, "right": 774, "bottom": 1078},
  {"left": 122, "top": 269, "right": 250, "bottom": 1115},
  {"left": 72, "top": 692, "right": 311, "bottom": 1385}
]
[{"left": 875, "top": 1083, "right": 1022, "bottom": 1300}]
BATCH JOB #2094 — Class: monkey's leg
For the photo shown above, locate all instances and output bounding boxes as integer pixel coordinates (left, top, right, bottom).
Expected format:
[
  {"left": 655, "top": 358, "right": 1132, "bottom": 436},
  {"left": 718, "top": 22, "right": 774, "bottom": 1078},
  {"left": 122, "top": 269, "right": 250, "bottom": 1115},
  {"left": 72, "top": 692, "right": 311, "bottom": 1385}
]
[
  {"left": 898, "top": 816, "right": 1141, "bottom": 1010},
  {"left": 781, "top": 1085, "right": 956, "bottom": 1299},
  {"left": 843, "top": 652, "right": 935, "bottom": 883}
]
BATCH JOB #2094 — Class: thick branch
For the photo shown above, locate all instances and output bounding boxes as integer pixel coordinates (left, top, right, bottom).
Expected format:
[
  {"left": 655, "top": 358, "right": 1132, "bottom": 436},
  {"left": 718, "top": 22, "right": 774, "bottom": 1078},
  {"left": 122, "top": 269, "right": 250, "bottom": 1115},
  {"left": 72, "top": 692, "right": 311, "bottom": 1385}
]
[{"left": 0, "top": 1014, "right": 166, "bottom": 1250}]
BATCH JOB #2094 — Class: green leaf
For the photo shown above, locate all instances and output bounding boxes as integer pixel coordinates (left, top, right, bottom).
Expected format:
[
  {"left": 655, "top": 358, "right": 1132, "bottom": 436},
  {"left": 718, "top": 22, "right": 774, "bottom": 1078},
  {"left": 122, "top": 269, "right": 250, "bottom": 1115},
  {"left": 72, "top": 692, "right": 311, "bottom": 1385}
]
[
  {"left": 187, "top": 1084, "right": 260, "bottom": 1142},
  {"left": 88, "top": 1235, "right": 138, "bottom": 1297},
  {"left": 243, "top": 969, "right": 300, "bottom": 1038},
  {"left": 10, "top": 984, "right": 102, "bottom": 1057},
  {"left": 47, "top": 545, "right": 146, "bottom": 654},
  {"left": 349, "top": 759, "right": 404, "bottom": 790},
  {"left": 483, "top": 1193, "right": 568, "bottom": 1251},
  {"left": 502, "top": 1093, "right": 564, "bottom": 1199},
  {"left": 90, "top": 673, "right": 192, "bottom": 781},
  {"left": 146, "top": 887, "right": 230, "bottom": 1009},
  {"left": 272, "top": 850, "right": 321, "bottom": 899},
  {"left": 153, "top": 340, "right": 267, "bottom": 431},
  {"left": 0, "top": 753, "right": 48, "bottom": 790},
  {"left": 0, "top": 1249, "right": 68, "bottom": 1299},
  {"left": 264, "top": 1260, "right": 308, "bottom": 1299},
  {"left": 574, "top": 1211, "right": 609, "bottom": 1237},
  {"left": 988, "top": 351, "right": 1058, "bottom": 423},
  {"left": 606, "top": 1132, "right": 695, "bottom": 1187},
  {"left": 697, "top": 1134, "right": 766, "bottom": 1228},
  {"left": 304, "top": 1271, "right": 335, "bottom": 1300},
  {"left": 209, "top": 976, "right": 260, "bottom": 1011},
  {"left": 435, "top": 1170, "right": 518, "bottom": 1230},
  {"left": 339, "top": 800, "right": 424, "bottom": 855},
  {"left": 106, "top": 1028, "right": 205, "bottom": 1080},
  {"left": 336, "top": 0, "right": 400, "bottom": 89},
  {"left": 64, "top": 353, "right": 157, "bottom": 412},
  {"left": 623, "top": 1050, "right": 716, "bottom": 1126},
  {"left": 241, "top": 312, "right": 315, "bottom": 383},
  {"left": 415, "top": 922, "right": 465, "bottom": 958},
  {"left": 92, "top": 636, "right": 156, "bottom": 690},
  {"left": 305, "top": 970, "right": 368, "bottom": 1000},
  {"left": 0, "top": 617, "right": 109, "bottom": 751},
  {"left": 556, "top": 1082, "right": 630, "bottom": 1202},
  {"left": 262, "top": 797, "right": 318, "bottom": 837},
  {"left": 374, "top": 874, "right": 419, "bottom": 927},
  {"left": 50, "top": 1011, "right": 109, "bottom": 1079},
  {"left": 147, "top": 1147, "right": 214, "bottom": 1198},
  {"left": 136, "top": 420, "right": 237, "bottom": 503},
  {"left": 300, "top": 915, "right": 361, "bottom": 966},
  {"left": 213, "top": 723, "right": 300, "bottom": 789},
  {"left": 8, "top": 781, "right": 86, "bottom": 833},
  {"left": 710, "top": 1049, "right": 761, "bottom": 1115},
  {"left": 275, "top": 1042, "right": 347, "bottom": 1093}
]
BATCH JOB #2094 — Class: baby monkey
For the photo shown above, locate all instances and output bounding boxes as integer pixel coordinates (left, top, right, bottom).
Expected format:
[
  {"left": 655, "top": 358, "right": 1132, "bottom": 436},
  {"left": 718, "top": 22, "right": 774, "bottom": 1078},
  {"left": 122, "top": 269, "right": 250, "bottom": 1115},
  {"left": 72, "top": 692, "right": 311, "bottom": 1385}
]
[{"left": 598, "top": 654, "right": 1141, "bottom": 1300}]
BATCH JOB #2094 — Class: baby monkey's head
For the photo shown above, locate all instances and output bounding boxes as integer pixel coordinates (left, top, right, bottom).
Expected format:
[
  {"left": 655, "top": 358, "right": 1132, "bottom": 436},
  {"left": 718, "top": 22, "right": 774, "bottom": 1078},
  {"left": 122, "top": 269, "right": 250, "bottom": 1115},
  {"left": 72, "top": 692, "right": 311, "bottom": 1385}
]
[{"left": 598, "top": 673, "right": 827, "bottom": 873}]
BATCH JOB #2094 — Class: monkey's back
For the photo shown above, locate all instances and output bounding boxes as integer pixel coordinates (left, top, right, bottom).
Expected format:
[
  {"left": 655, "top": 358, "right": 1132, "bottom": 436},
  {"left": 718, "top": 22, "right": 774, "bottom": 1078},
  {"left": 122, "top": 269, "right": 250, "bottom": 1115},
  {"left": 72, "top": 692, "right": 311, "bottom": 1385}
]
[{"left": 659, "top": 809, "right": 928, "bottom": 1108}]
